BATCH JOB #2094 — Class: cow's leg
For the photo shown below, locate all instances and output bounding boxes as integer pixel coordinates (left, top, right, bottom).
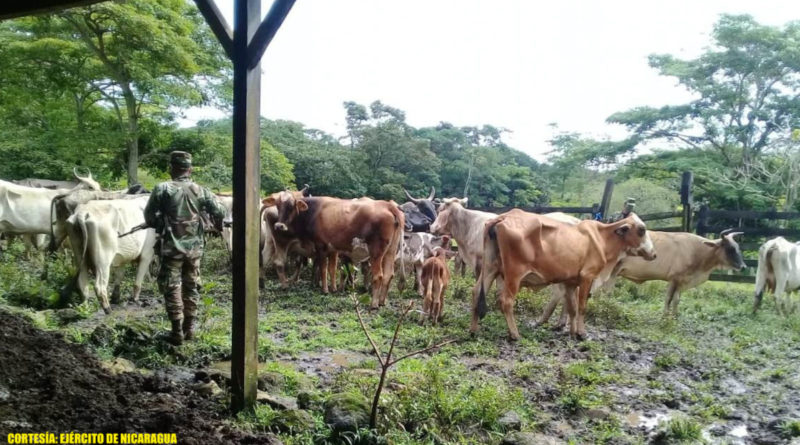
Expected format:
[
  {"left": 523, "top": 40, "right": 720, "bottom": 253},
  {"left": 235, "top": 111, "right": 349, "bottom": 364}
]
[
  {"left": 76, "top": 266, "right": 91, "bottom": 305},
  {"left": 415, "top": 263, "right": 424, "bottom": 297},
  {"left": 669, "top": 287, "right": 682, "bottom": 315},
  {"left": 574, "top": 280, "right": 593, "bottom": 340},
  {"left": 94, "top": 264, "right": 112, "bottom": 314},
  {"left": 774, "top": 275, "right": 788, "bottom": 316},
  {"left": 132, "top": 256, "right": 153, "bottom": 302},
  {"left": 536, "top": 286, "right": 564, "bottom": 327},
  {"left": 319, "top": 252, "right": 330, "bottom": 294},
  {"left": 420, "top": 277, "right": 432, "bottom": 325},
  {"left": 327, "top": 253, "right": 338, "bottom": 293},
  {"left": 470, "top": 265, "right": 499, "bottom": 335},
  {"left": 562, "top": 284, "right": 579, "bottom": 336},
  {"left": 663, "top": 281, "right": 678, "bottom": 317},
  {"left": 498, "top": 270, "right": 523, "bottom": 340},
  {"left": 110, "top": 267, "right": 125, "bottom": 304},
  {"left": 367, "top": 236, "right": 390, "bottom": 309},
  {"left": 436, "top": 282, "right": 447, "bottom": 324}
]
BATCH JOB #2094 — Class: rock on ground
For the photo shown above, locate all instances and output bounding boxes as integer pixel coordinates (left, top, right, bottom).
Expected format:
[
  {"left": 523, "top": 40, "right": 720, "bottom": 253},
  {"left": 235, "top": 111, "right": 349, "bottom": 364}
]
[{"left": 323, "top": 392, "right": 371, "bottom": 433}]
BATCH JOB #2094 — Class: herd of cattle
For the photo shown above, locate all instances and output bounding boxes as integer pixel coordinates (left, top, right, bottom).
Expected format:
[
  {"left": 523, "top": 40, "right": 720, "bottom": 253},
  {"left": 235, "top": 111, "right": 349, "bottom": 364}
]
[{"left": 1, "top": 173, "right": 799, "bottom": 340}]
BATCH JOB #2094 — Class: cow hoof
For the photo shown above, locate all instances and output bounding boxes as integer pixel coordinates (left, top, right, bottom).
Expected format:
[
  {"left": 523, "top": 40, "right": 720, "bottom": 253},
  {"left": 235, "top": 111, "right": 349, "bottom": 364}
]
[
  {"left": 574, "top": 333, "right": 589, "bottom": 341},
  {"left": 101, "top": 305, "right": 112, "bottom": 315},
  {"left": 551, "top": 323, "right": 566, "bottom": 332}
]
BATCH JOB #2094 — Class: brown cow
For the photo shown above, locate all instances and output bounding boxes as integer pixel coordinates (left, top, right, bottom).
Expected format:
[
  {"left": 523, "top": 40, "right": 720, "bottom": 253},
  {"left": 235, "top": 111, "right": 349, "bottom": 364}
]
[
  {"left": 473, "top": 210, "right": 656, "bottom": 340},
  {"left": 420, "top": 242, "right": 454, "bottom": 325},
  {"left": 260, "top": 188, "right": 314, "bottom": 287},
  {"left": 263, "top": 192, "right": 404, "bottom": 309}
]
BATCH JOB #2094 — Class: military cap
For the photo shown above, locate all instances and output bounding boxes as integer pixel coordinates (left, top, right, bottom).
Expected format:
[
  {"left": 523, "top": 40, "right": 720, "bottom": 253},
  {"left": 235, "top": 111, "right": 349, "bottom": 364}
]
[{"left": 170, "top": 151, "right": 192, "bottom": 168}]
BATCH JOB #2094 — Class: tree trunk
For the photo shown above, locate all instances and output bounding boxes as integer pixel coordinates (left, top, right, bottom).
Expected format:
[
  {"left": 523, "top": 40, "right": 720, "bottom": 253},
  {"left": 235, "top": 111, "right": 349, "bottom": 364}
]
[{"left": 121, "top": 83, "right": 138, "bottom": 185}]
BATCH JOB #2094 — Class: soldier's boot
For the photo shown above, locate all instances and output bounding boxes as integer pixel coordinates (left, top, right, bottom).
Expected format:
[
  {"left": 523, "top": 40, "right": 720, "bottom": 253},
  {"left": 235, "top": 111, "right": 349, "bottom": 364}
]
[
  {"left": 182, "top": 316, "right": 195, "bottom": 341},
  {"left": 168, "top": 319, "right": 184, "bottom": 346}
]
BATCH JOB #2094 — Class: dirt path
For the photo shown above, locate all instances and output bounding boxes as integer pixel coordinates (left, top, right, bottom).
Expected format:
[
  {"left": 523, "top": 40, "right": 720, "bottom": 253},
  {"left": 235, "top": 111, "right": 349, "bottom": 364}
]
[{"left": 0, "top": 310, "right": 280, "bottom": 444}]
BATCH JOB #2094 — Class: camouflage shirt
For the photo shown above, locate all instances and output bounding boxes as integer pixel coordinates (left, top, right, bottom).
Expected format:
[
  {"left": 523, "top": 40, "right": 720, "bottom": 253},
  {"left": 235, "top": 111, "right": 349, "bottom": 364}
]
[{"left": 144, "top": 175, "right": 226, "bottom": 259}]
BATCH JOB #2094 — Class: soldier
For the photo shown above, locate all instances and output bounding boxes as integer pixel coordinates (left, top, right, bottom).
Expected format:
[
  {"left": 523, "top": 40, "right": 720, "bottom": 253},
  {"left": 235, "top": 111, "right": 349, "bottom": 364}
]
[
  {"left": 144, "top": 151, "right": 227, "bottom": 345},
  {"left": 607, "top": 197, "right": 636, "bottom": 223}
]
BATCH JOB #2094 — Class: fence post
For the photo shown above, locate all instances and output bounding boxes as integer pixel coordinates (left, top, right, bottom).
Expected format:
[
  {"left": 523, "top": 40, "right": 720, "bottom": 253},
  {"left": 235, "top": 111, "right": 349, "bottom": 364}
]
[
  {"left": 599, "top": 179, "right": 614, "bottom": 220},
  {"left": 680, "top": 171, "right": 693, "bottom": 232}
]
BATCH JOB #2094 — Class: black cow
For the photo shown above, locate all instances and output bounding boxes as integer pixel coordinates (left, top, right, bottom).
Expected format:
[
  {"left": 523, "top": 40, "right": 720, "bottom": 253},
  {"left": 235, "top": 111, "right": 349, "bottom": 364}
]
[{"left": 400, "top": 187, "right": 437, "bottom": 232}]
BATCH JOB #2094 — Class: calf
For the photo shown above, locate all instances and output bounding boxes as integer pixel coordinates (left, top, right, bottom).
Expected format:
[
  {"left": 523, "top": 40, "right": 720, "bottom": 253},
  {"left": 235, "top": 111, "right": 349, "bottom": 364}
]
[
  {"left": 420, "top": 244, "right": 453, "bottom": 325},
  {"left": 65, "top": 196, "right": 157, "bottom": 313},
  {"left": 754, "top": 236, "right": 800, "bottom": 315},
  {"left": 474, "top": 211, "right": 655, "bottom": 340}
]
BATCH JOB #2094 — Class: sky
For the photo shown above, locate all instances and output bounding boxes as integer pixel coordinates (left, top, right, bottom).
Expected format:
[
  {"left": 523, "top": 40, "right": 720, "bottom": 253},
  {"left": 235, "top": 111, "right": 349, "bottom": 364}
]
[{"left": 183, "top": 0, "right": 800, "bottom": 161}]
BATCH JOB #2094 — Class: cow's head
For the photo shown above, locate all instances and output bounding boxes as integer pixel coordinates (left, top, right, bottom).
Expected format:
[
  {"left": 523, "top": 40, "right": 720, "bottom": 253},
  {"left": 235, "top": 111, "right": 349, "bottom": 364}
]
[
  {"left": 403, "top": 187, "right": 437, "bottom": 222},
  {"left": 73, "top": 168, "right": 101, "bottom": 191},
  {"left": 613, "top": 213, "right": 656, "bottom": 261},
  {"left": 703, "top": 229, "right": 745, "bottom": 271},
  {"left": 262, "top": 190, "right": 308, "bottom": 233},
  {"left": 430, "top": 197, "right": 468, "bottom": 235}
]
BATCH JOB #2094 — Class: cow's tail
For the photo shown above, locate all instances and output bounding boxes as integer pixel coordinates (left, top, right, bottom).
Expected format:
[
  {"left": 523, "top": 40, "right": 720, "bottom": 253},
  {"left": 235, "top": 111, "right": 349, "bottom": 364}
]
[
  {"left": 62, "top": 213, "right": 90, "bottom": 304},
  {"left": 754, "top": 240, "right": 777, "bottom": 312},
  {"left": 48, "top": 196, "right": 60, "bottom": 253},
  {"left": 476, "top": 220, "right": 501, "bottom": 319}
]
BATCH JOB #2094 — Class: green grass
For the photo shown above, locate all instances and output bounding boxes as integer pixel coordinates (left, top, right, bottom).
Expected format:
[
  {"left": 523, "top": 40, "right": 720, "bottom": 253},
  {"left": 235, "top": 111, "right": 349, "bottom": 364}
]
[{"left": 3, "top": 239, "right": 800, "bottom": 444}]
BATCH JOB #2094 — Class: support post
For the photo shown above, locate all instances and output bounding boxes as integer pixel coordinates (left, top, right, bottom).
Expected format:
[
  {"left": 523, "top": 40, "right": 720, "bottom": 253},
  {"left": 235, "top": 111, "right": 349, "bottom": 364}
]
[
  {"left": 680, "top": 171, "right": 693, "bottom": 232},
  {"left": 696, "top": 204, "right": 710, "bottom": 237},
  {"left": 231, "top": 0, "right": 261, "bottom": 413},
  {"left": 599, "top": 179, "right": 614, "bottom": 220}
]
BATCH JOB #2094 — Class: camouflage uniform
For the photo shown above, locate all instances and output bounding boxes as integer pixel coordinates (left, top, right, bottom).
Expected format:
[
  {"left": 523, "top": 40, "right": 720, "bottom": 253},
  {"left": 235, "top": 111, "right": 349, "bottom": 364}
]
[
  {"left": 144, "top": 151, "right": 226, "bottom": 344},
  {"left": 607, "top": 198, "right": 636, "bottom": 223}
]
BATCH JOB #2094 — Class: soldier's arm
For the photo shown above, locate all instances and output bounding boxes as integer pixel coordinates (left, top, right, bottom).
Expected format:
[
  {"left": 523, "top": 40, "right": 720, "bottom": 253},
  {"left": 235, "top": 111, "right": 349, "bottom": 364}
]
[
  {"left": 143, "top": 186, "right": 162, "bottom": 227},
  {"left": 200, "top": 188, "right": 227, "bottom": 221}
]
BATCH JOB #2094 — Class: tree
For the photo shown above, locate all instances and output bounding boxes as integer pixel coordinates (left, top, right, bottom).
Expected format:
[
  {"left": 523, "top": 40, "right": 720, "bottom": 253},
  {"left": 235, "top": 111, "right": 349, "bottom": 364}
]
[
  {"left": 608, "top": 15, "right": 800, "bottom": 172},
  {"left": 3, "top": 0, "right": 231, "bottom": 185}
]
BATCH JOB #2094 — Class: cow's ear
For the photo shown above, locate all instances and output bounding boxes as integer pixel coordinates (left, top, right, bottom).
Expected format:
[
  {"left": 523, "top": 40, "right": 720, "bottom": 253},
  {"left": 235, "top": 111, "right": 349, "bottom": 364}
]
[
  {"left": 442, "top": 235, "right": 451, "bottom": 245},
  {"left": 615, "top": 224, "right": 631, "bottom": 237},
  {"left": 296, "top": 199, "right": 309, "bottom": 212},
  {"left": 460, "top": 197, "right": 468, "bottom": 206},
  {"left": 703, "top": 240, "right": 719, "bottom": 247},
  {"left": 262, "top": 196, "right": 276, "bottom": 207}
]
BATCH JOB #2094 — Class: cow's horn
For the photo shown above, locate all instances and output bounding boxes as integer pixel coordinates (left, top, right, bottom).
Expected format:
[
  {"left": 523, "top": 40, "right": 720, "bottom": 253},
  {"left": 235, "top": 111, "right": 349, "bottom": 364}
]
[
  {"left": 726, "top": 231, "right": 744, "bottom": 239},
  {"left": 300, "top": 184, "right": 310, "bottom": 197},
  {"left": 719, "top": 228, "right": 734, "bottom": 237},
  {"left": 73, "top": 166, "right": 91, "bottom": 179},
  {"left": 403, "top": 188, "right": 419, "bottom": 204},
  {"left": 428, "top": 186, "right": 435, "bottom": 201}
]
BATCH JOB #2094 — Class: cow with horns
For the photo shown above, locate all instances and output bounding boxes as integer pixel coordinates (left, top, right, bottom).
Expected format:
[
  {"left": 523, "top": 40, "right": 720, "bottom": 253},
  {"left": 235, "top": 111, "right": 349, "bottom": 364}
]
[{"left": 399, "top": 187, "right": 437, "bottom": 232}]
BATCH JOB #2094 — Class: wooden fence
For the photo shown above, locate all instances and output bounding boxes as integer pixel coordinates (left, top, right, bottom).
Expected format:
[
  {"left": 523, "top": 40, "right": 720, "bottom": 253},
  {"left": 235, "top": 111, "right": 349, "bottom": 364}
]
[{"left": 471, "top": 170, "right": 800, "bottom": 284}]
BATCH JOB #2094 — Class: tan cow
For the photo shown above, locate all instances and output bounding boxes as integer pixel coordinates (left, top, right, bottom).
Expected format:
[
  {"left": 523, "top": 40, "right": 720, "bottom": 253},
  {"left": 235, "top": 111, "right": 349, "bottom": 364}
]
[
  {"left": 264, "top": 193, "right": 404, "bottom": 309},
  {"left": 420, "top": 244, "right": 454, "bottom": 325},
  {"left": 607, "top": 230, "right": 745, "bottom": 316},
  {"left": 473, "top": 211, "right": 656, "bottom": 340}
]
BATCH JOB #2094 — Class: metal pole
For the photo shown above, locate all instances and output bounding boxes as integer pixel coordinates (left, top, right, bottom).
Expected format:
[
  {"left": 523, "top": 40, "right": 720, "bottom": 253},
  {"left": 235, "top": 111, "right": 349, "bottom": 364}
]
[{"left": 231, "top": 0, "right": 261, "bottom": 413}]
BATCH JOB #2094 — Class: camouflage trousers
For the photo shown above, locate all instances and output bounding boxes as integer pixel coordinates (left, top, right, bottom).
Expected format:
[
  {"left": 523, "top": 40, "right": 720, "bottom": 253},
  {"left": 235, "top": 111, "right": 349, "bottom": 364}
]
[{"left": 158, "top": 256, "right": 202, "bottom": 321}]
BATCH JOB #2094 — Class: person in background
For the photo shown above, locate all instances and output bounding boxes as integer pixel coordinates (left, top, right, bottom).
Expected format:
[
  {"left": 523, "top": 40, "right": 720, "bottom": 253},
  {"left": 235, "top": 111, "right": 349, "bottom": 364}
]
[
  {"left": 607, "top": 197, "right": 636, "bottom": 223},
  {"left": 144, "top": 151, "right": 227, "bottom": 345}
]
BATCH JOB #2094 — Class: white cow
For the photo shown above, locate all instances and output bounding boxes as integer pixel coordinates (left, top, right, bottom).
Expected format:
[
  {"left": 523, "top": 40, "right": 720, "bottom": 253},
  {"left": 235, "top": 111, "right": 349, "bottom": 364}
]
[
  {"left": 429, "top": 198, "right": 496, "bottom": 277},
  {"left": 0, "top": 172, "right": 101, "bottom": 237},
  {"left": 754, "top": 236, "right": 800, "bottom": 315},
  {"left": 66, "top": 196, "right": 157, "bottom": 313},
  {"left": 217, "top": 194, "right": 233, "bottom": 253}
]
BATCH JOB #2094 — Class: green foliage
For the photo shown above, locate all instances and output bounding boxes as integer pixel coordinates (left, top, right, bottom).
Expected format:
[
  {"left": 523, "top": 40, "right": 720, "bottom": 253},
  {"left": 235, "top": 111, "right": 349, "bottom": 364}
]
[{"left": 659, "top": 416, "right": 703, "bottom": 442}]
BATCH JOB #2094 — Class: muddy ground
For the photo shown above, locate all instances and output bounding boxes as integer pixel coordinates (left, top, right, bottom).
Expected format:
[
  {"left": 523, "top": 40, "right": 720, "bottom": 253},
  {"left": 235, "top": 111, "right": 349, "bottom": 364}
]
[
  {"left": 0, "top": 310, "right": 280, "bottom": 444},
  {"left": 1, "top": 240, "right": 800, "bottom": 444}
]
